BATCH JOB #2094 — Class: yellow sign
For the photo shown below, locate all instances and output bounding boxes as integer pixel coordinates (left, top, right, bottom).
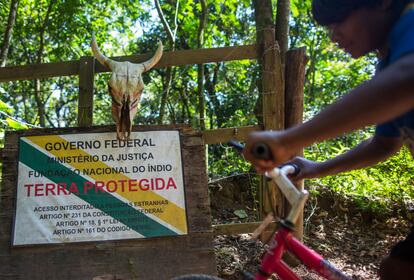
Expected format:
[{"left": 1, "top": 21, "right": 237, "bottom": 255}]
[{"left": 13, "top": 130, "right": 188, "bottom": 245}]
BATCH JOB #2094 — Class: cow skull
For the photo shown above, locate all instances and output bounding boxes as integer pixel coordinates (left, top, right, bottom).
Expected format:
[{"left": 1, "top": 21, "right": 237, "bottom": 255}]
[{"left": 91, "top": 34, "right": 163, "bottom": 140}]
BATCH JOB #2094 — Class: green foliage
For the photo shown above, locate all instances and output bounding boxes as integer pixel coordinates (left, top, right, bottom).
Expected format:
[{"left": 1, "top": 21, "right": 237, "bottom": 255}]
[
  {"left": 0, "top": 0, "right": 413, "bottom": 217},
  {"left": 307, "top": 144, "right": 414, "bottom": 215},
  {"left": 1, "top": 0, "right": 258, "bottom": 130},
  {"left": 233, "top": 209, "right": 248, "bottom": 219},
  {"left": 0, "top": 99, "right": 28, "bottom": 131},
  {"left": 208, "top": 144, "right": 252, "bottom": 180},
  {"left": 0, "top": 100, "right": 12, "bottom": 114}
]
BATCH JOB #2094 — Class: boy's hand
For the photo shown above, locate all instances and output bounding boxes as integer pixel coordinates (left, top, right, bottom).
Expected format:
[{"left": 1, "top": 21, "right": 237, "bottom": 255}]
[
  {"left": 243, "top": 130, "right": 295, "bottom": 173},
  {"left": 286, "top": 157, "right": 324, "bottom": 180}
]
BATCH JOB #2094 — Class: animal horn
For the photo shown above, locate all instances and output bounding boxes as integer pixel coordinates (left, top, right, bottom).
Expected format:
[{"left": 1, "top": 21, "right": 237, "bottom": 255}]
[
  {"left": 140, "top": 40, "right": 163, "bottom": 72},
  {"left": 91, "top": 34, "right": 115, "bottom": 70}
]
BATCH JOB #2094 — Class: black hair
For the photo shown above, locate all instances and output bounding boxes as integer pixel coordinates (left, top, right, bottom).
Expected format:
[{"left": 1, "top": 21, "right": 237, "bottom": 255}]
[{"left": 312, "top": 0, "right": 414, "bottom": 26}]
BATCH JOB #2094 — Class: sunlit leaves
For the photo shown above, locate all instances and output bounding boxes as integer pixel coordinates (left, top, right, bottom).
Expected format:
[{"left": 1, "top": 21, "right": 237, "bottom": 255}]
[
  {"left": 0, "top": 100, "right": 28, "bottom": 130},
  {"left": 0, "top": 100, "right": 12, "bottom": 114},
  {"left": 4, "top": 117, "right": 28, "bottom": 129}
]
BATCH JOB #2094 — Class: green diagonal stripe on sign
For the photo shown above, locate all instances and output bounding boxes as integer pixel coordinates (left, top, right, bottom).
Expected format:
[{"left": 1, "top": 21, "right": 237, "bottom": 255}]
[{"left": 19, "top": 138, "right": 177, "bottom": 238}]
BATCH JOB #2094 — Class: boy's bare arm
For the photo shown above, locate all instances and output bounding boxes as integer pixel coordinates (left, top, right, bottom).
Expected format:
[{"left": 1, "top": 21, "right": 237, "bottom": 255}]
[{"left": 291, "top": 135, "right": 403, "bottom": 180}]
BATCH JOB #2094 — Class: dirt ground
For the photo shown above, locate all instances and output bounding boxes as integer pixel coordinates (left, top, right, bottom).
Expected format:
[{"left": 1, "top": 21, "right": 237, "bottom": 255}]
[{"left": 209, "top": 175, "right": 413, "bottom": 280}]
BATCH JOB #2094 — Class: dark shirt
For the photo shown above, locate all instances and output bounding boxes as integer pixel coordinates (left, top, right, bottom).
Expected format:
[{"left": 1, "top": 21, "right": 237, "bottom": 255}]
[{"left": 375, "top": 6, "right": 414, "bottom": 154}]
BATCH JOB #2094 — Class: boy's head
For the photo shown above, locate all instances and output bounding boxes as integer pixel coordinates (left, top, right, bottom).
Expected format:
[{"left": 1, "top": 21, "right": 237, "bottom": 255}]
[{"left": 312, "top": 0, "right": 412, "bottom": 58}]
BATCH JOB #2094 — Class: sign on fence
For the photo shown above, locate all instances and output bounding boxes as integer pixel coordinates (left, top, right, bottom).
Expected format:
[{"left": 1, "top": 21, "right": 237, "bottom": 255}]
[{"left": 13, "top": 130, "right": 187, "bottom": 245}]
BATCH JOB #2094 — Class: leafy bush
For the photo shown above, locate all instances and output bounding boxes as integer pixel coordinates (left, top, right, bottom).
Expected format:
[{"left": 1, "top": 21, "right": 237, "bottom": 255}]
[
  {"left": 208, "top": 144, "right": 252, "bottom": 181},
  {"left": 306, "top": 141, "right": 414, "bottom": 216}
]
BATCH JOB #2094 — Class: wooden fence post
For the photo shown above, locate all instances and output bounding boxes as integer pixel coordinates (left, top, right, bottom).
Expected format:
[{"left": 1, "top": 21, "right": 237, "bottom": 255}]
[
  {"left": 78, "top": 56, "right": 95, "bottom": 127},
  {"left": 285, "top": 47, "right": 308, "bottom": 241},
  {"left": 260, "top": 28, "right": 285, "bottom": 239}
]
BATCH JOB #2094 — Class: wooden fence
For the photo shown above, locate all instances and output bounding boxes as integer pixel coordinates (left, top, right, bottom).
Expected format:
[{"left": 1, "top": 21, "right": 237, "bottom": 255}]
[{"left": 0, "top": 28, "right": 307, "bottom": 237}]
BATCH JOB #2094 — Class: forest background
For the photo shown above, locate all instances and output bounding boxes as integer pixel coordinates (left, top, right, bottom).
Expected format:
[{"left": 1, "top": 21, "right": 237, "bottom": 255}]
[{"left": 1, "top": 0, "right": 413, "bottom": 218}]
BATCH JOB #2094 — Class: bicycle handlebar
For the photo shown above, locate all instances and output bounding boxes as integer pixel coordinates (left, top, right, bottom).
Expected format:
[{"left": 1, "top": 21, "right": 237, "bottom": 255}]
[
  {"left": 227, "top": 140, "right": 301, "bottom": 177},
  {"left": 227, "top": 140, "right": 272, "bottom": 160}
]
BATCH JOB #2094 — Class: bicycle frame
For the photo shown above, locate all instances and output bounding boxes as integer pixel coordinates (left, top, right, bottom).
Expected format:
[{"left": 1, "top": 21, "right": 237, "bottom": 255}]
[{"left": 253, "top": 165, "right": 351, "bottom": 280}]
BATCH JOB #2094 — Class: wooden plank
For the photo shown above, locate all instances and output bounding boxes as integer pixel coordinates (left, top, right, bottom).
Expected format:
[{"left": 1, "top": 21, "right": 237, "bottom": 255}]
[
  {"left": 260, "top": 28, "right": 285, "bottom": 242},
  {"left": 284, "top": 48, "right": 308, "bottom": 242},
  {"left": 0, "top": 45, "right": 258, "bottom": 82},
  {"left": 285, "top": 48, "right": 307, "bottom": 129},
  {"left": 212, "top": 221, "right": 277, "bottom": 236},
  {"left": 0, "top": 60, "right": 79, "bottom": 82},
  {"left": 261, "top": 30, "right": 284, "bottom": 131},
  {"left": 95, "top": 44, "right": 259, "bottom": 73},
  {"left": 77, "top": 56, "right": 95, "bottom": 127},
  {"left": 202, "top": 125, "right": 262, "bottom": 145}
]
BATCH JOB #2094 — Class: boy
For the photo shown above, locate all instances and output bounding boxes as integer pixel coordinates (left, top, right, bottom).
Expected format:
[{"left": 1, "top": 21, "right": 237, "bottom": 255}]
[{"left": 243, "top": 0, "right": 414, "bottom": 279}]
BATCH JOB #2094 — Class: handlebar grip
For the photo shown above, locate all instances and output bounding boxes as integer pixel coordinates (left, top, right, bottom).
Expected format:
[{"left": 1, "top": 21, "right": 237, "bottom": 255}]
[
  {"left": 251, "top": 142, "right": 273, "bottom": 160},
  {"left": 279, "top": 163, "right": 301, "bottom": 177},
  {"left": 227, "top": 140, "right": 244, "bottom": 153},
  {"left": 227, "top": 141, "right": 272, "bottom": 160},
  {"left": 228, "top": 140, "right": 301, "bottom": 177}
]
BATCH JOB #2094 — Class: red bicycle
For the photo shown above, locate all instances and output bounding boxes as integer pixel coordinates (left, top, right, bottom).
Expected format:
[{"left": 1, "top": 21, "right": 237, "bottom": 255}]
[{"left": 172, "top": 142, "right": 352, "bottom": 280}]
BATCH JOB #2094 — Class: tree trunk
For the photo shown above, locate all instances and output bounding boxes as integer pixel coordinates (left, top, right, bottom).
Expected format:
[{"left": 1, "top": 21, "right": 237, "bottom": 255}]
[
  {"left": 204, "top": 64, "right": 220, "bottom": 127},
  {"left": 197, "top": 0, "right": 207, "bottom": 130},
  {"left": 32, "top": 0, "right": 55, "bottom": 127},
  {"left": 197, "top": 65, "right": 205, "bottom": 130},
  {"left": 253, "top": 0, "right": 285, "bottom": 244},
  {"left": 0, "top": 0, "right": 19, "bottom": 67},
  {"left": 154, "top": 0, "right": 178, "bottom": 124},
  {"left": 275, "top": 0, "right": 290, "bottom": 66},
  {"left": 34, "top": 79, "right": 45, "bottom": 126},
  {"left": 158, "top": 66, "right": 173, "bottom": 124},
  {"left": 252, "top": 0, "right": 274, "bottom": 125},
  {"left": 178, "top": 86, "right": 191, "bottom": 122},
  {"left": 285, "top": 48, "right": 308, "bottom": 241}
]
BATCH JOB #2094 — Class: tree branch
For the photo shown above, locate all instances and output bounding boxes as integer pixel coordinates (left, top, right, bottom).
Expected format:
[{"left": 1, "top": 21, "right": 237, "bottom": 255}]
[
  {"left": 0, "top": 0, "right": 19, "bottom": 67},
  {"left": 154, "top": 0, "right": 174, "bottom": 43}
]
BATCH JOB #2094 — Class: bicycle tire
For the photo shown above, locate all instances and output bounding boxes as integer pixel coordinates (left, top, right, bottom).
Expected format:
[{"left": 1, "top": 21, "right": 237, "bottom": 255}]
[{"left": 170, "top": 274, "right": 223, "bottom": 280}]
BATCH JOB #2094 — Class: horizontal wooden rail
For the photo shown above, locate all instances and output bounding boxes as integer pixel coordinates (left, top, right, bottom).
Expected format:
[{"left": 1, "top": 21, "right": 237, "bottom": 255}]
[
  {"left": 0, "top": 125, "right": 261, "bottom": 163},
  {"left": 0, "top": 44, "right": 258, "bottom": 82},
  {"left": 202, "top": 125, "right": 262, "bottom": 145},
  {"left": 212, "top": 221, "right": 277, "bottom": 236},
  {"left": 0, "top": 61, "right": 79, "bottom": 82}
]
